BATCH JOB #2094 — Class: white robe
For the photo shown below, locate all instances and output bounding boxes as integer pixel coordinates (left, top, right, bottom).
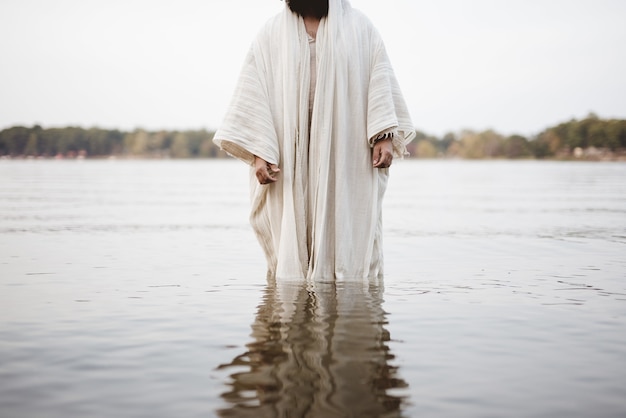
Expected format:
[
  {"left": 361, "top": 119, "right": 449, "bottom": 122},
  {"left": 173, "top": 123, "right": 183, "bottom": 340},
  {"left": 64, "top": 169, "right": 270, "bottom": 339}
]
[{"left": 213, "top": 0, "right": 415, "bottom": 280}]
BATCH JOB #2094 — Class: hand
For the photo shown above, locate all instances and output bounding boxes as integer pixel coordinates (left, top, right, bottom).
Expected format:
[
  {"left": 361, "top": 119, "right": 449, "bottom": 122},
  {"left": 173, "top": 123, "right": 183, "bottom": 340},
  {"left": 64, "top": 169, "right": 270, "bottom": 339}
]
[
  {"left": 373, "top": 138, "right": 393, "bottom": 168},
  {"left": 254, "top": 156, "right": 280, "bottom": 185}
]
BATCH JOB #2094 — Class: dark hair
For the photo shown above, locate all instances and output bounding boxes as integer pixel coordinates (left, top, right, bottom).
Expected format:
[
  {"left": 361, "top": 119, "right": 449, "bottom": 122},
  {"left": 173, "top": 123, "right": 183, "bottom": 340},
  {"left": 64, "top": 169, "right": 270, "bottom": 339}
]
[{"left": 286, "top": 0, "right": 329, "bottom": 19}]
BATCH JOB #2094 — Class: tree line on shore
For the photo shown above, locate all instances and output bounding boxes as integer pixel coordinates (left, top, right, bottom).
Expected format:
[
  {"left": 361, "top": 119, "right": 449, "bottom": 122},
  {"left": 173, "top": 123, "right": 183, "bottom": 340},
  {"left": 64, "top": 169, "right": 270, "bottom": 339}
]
[{"left": 1, "top": 113, "right": 625, "bottom": 160}]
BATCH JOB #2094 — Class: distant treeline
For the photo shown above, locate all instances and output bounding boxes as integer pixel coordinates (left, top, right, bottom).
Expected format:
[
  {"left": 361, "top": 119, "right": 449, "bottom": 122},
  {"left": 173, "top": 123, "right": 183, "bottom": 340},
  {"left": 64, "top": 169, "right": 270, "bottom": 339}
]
[
  {"left": 407, "top": 113, "right": 626, "bottom": 160},
  {"left": 0, "top": 127, "right": 222, "bottom": 159},
  {"left": 2, "top": 114, "right": 625, "bottom": 160}
]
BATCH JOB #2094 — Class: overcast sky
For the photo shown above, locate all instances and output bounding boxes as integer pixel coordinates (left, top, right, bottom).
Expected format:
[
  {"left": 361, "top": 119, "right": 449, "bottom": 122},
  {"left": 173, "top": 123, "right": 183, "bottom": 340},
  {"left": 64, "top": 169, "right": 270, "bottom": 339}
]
[{"left": 1, "top": 0, "right": 625, "bottom": 137}]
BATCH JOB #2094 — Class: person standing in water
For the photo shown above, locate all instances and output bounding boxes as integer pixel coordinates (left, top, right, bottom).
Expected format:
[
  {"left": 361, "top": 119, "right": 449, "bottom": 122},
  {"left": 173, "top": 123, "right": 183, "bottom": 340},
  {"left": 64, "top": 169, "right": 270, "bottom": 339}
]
[{"left": 213, "top": 0, "right": 414, "bottom": 279}]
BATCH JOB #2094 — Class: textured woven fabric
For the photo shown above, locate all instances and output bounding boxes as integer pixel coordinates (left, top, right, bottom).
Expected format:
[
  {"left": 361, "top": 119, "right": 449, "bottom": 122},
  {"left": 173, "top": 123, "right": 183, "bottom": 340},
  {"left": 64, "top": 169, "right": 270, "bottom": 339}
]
[{"left": 213, "top": 0, "right": 414, "bottom": 280}]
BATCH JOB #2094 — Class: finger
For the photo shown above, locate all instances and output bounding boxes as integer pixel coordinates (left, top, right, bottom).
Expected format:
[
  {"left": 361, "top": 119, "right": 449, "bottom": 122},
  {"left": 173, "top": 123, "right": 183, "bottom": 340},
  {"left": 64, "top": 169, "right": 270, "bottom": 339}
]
[
  {"left": 374, "top": 151, "right": 388, "bottom": 168},
  {"left": 265, "top": 164, "right": 279, "bottom": 183},
  {"left": 375, "top": 152, "right": 393, "bottom": 168},
  {"left": 258, "top": 168, "right": 279, "bottom": 185},
  {"left": 256, "top": 168, "right": 271, "bottom": 185},
  {"left": 383, "top": 152, "right": 393, "bottom": 167},
  {"left": 373, "top": 148, "right": 382, "bottom": 166},
  {"left": 268, "top": 163, "right": 281, "bottom": 173}
]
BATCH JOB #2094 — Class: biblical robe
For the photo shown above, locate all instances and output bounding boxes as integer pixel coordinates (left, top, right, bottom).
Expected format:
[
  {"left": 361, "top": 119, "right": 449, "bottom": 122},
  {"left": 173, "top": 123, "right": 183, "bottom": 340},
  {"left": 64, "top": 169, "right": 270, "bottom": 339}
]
[{"left": 213, "top": 0, "right": 414, "bottom": 280}]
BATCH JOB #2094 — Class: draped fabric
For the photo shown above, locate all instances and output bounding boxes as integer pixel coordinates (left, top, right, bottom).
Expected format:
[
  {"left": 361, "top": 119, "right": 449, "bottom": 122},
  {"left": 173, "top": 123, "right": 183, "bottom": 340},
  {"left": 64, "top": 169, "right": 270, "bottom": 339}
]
[{"left": 213, "top": 0, "right": 414, "bottom": 280}]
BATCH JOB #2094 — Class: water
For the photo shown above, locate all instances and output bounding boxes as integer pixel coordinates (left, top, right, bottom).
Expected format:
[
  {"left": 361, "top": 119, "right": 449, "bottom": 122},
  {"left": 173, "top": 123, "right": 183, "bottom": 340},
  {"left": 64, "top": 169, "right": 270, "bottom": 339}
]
[{"left": 0, "top": 160, "right": 625, "bottom": 417}]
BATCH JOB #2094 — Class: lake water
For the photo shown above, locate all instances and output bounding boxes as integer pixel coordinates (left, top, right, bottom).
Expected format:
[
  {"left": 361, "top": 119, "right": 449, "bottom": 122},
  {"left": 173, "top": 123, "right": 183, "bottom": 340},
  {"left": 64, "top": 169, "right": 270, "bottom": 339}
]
[{"left": 1, "top": 160, "right": 625, "bottom": 417}]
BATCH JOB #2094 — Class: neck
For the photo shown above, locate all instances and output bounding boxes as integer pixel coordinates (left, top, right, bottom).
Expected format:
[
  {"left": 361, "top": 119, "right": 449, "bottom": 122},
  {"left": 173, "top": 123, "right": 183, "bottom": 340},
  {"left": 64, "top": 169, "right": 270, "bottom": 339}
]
[{"left": 303, "top": 15, "right": 321, "bottom": 38}]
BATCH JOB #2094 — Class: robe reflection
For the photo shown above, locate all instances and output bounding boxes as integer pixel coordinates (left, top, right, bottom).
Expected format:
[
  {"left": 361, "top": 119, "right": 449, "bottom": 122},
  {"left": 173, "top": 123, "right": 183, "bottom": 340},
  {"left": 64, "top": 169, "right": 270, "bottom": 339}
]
[{"left": 217, "top": 278, "right": 407, "bottom": 417}]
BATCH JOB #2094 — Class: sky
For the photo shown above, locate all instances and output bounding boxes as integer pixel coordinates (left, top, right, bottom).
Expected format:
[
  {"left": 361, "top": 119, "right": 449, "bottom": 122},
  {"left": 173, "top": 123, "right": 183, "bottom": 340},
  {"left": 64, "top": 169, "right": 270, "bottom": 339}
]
[{"left": 1, "top": 0, "right": 625, "bottom": 137}]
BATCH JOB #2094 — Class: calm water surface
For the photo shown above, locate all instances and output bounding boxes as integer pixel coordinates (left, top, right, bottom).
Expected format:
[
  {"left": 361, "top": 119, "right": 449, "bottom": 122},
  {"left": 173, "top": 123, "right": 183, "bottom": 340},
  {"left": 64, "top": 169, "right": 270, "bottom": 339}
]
[{"left": 0, "top": 160, "right": 625, "bottom": 417}]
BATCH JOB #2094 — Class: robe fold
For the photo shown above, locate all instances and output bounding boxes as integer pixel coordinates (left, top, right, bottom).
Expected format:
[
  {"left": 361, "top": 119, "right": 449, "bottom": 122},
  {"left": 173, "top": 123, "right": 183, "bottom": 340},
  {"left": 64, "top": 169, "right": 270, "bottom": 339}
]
[{"left": 213, "top": 0, "right": 415, "bottom": 280}]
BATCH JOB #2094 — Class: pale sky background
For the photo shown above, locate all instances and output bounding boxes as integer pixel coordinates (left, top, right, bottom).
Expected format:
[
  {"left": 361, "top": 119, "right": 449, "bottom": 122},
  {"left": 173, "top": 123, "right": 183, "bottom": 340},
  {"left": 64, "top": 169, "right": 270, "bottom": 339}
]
[{"left": 1, "top": 0, "right": 625, "bottom": 137}]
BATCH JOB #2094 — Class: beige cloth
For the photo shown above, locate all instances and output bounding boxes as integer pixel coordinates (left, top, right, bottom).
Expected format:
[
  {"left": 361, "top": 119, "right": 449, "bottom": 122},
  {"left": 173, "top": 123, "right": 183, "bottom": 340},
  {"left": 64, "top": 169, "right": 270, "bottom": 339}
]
[
  {"left": 308, "top": 34, "right": 316, "bottom": 123},
  {"left": 213, "top": 0, "right": 415, "bottom": 280}
]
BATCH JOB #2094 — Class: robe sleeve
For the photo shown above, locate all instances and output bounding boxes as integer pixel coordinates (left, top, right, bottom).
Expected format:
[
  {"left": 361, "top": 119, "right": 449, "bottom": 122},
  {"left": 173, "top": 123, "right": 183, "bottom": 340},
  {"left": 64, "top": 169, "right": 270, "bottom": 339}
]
[
  {"left": 212, "top": 43, "right": 280, "bottom": 166},
  {"left": 366, "top": 33, "right": 416, "bottom": 158}
]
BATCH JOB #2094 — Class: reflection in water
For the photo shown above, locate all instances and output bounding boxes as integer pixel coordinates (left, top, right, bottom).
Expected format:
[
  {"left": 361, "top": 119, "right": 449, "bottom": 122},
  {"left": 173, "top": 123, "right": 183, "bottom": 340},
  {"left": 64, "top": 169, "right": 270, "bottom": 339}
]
[{"left": 217, "top": 278, "right": 407, "bottom": 418}]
